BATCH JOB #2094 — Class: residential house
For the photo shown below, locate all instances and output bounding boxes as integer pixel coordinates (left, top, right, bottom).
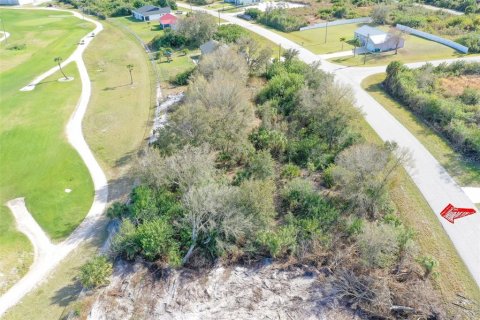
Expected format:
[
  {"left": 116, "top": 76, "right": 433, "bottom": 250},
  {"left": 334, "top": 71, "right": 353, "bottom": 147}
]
[
  {"left": 200, "top": 40, "right": 228, "bottom": 55},
  {"left": 224, "top": 0, "right": 261, "bottom": 6},
  {"left": 132, "top": 5, "right": 171, "bottom": 21},
  {"left": 159, "top": 13, "right": 178, "bottom": 29},
  {"left": 354, "top": 25, "right": 405, "bottom": 53}
]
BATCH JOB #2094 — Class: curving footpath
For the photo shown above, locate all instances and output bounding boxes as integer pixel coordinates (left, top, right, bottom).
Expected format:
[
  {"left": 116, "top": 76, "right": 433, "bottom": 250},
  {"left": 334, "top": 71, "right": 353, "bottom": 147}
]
[
  {"left": 179, "top": 2, "right": 480, "bottom": 288},
  {"left": 0, "top": 8, "right": 107, "bottom": 317}
]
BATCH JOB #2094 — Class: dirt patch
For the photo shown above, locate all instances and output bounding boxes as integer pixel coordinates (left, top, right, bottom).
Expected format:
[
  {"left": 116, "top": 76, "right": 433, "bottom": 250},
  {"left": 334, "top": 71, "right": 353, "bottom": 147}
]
[
  {"left": 85, "top": 261, "right": 358, "bottom": 320},
  {"left": 440, "top": 75, "right": 480, "bottom": 97}
]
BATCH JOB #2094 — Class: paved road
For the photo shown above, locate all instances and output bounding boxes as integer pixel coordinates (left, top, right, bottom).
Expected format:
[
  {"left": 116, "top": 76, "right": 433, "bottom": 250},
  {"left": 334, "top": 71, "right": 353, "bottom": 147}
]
[
  {"left": 415, "top": 3, "right": 465, "bottom": 16},
  {"left": 179, "top": 2, "right": 480, "bottom": 288},
  {"left": 0, "top": 8, "right": 107, "bottom": 317}
]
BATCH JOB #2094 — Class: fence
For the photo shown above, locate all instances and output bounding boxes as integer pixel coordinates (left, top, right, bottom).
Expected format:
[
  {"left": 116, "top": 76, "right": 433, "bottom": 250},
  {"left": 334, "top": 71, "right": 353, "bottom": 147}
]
[
  {"left": 395, "top": 24, "right": 469, "bottom": 53},
  {"left": 300, "top": 17, "right": 372, "bottom": 31}
]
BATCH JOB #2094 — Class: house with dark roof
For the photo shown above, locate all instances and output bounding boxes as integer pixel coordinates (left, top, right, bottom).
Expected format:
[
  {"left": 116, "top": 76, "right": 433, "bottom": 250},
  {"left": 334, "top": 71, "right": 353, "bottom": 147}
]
[
  {"left": 132, "top": 5, "right": 171, "bottom": 21},
  {"left": 354, "top": 25, "right": 405, "bottom": 53}
]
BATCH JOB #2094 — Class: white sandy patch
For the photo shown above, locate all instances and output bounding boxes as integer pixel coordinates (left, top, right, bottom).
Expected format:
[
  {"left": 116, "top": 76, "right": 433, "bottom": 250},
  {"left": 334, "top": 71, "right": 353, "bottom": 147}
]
[{"left": 462, "top": 187, "right": 480, "bottom": 204}]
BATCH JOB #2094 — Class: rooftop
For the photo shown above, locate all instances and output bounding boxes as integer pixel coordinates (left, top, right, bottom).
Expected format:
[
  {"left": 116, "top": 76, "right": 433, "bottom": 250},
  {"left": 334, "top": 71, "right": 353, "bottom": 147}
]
[{"left": 133, "top": 5, "right": 171, "bottom": 16}]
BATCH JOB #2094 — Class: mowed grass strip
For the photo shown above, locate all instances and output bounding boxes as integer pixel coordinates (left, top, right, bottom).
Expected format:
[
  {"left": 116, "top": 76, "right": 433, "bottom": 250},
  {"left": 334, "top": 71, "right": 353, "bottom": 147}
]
[
  {"left": 270, "top": 23, "right": 366, "bottom": 54},
  {"left": 83, "top": 20, "right": 152, "bottom": 179},
  {"left": 0, "top": 9, "right": 94, "bottom": 293},
  {"left": 330, "top": 33, "right": 464, "bottom": 66},
  {"left": 352, "top": 112, "right": 480, "bottom": 312},
  {"left": 362, "top": 73, "right": 480, "bottom": 187}
]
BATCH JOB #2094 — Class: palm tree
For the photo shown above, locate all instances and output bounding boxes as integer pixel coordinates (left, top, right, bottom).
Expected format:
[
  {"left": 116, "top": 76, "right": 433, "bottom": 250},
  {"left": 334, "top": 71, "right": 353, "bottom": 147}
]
[
  {"left": 340, "top": 37, "right": 346, "bottom": 51},
  {"left": 352, "top": 38, "right": 362, "bottom": 57},
  {"left": 127, "top": 64, "right": 134, "bottom": 85},
  {"left": 54, "top": 57, "right": 68, "bottom": 80}
]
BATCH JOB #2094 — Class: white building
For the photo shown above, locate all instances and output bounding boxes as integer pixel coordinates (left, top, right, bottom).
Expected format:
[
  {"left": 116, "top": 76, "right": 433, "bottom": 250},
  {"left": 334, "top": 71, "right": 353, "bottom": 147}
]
[{"left": 132, "top": 5, "right": 171, "bottom": 22}]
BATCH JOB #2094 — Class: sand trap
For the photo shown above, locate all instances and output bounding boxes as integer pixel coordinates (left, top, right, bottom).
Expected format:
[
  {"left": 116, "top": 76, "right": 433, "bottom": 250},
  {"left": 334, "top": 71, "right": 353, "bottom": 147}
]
[
  {"left": 65, "top": 188, "right": 72, "bottom": 193},
  {"left": 58, "top": 76, "right": 74, "bottom": 82}
]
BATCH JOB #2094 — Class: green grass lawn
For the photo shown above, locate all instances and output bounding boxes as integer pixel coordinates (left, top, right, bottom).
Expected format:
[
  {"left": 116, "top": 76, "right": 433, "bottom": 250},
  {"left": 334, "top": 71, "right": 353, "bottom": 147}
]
[
  {"left": 0, "top": 9, "right": 94, "bottom": 294},
  {"left": 271, "top": 23, "right": 368, "bottom": 54},
  {"left": 3, "top": 17, "right": 155, "bottom": 319},
  {"left": 351, "top": 106, "right": 480, "bottom": 315},
  {"left": 83, "top": 21, "right": 153, "bottom": 180},
  {"left": 362, "top": 73, "right": 480, "bottom": 187},
  {"left": 330, "top": 33, "right": 464, "bottom": 66}
]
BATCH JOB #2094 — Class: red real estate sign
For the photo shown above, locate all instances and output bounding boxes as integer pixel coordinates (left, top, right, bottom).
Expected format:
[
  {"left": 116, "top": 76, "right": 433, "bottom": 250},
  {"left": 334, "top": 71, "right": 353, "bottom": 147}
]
[{"left": 440, "top": 203, "right": 477, "bottom": 224}]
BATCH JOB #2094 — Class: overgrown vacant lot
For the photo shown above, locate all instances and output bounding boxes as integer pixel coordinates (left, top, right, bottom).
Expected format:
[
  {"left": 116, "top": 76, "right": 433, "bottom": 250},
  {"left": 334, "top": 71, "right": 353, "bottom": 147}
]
[
  {"left": 0, "top": 9, "right": 94, "bottom": 294},
  {"left": 363, "top": 73, "right": 480, "bottom": 187}
]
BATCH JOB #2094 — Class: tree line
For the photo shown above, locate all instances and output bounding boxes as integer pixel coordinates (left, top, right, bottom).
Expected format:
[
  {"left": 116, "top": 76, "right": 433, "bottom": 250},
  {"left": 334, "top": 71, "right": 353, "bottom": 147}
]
[
  {"left": 58, "top": 0, "right": 177, "bottom": 19},
  {"left": 384, "top": 61, "right": 480, "bottom": 160}
]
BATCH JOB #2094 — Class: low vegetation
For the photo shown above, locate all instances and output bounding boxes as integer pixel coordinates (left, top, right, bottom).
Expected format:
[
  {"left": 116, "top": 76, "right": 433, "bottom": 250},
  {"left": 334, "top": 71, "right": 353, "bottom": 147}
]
[
  {"left": 246, "top": 7, "right": 308, "bottom": 32},
  {"left": 384, "top": 61, "right": 480, "bottom": 160},
  {"left": 59, "top": 0, "right": 177, "bottom": 19},
  {"left": 422, "top": 0, "right": 480, "bottom": 13},
  {"left": 91, "top": 45, "right": 455, "bottom": 318}
]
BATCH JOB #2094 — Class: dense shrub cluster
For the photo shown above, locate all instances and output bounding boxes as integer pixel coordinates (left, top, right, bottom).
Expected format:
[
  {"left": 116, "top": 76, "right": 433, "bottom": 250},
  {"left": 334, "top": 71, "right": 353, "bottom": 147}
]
[
  {"left": 423, "top": 0, "right": 479, "bottom": 13},
  {"left": 59, "top": 0, "right": 177, "bottom": 18},
  {"left": 247, "top": 8, "right": 307, "bottom": 32},
  {"left": 103, "top": 43, "right": 447, "bottom": 318},
  {"left": 384, "top": 61, "right": 480, "bottom": 160}
]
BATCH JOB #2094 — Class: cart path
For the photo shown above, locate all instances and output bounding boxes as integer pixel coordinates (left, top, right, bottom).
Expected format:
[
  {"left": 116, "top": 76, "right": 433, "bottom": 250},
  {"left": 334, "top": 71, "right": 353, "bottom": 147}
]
[
  {"left": 178, "top": 2, "right": 480, "bottom": 288},
  {"left": 0, "top": 8, "right": 107, "bottom": 317}
]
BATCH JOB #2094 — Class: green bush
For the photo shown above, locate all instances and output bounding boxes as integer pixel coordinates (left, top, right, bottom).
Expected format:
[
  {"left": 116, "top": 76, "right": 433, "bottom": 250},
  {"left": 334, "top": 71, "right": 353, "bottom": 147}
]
[
  {"left": 257, "top": 224, "right": 297, "bottom": 258},
  {"left": 244, "top": 8, "right": 262, "bottom": 19},
  {"left": 257, "top": 8, "right": 307, "bottom": 32},
  {"left": 170, "top": 67, "right": 195, "bottom": 86},
  {"left": 214, "top": 24, "right": 247, "bottom": 43},
  {"left": 281, "top": 163, "right": 301, "bottom": 179},
  {"left": 150, "top": 31, "right": 186, "bottom": 50},
  {"left": 135, "top": 218, "right": 181, "bottom": 265},
  {"left": 79, "top": 256, "right": 113, "bottom": 289}
]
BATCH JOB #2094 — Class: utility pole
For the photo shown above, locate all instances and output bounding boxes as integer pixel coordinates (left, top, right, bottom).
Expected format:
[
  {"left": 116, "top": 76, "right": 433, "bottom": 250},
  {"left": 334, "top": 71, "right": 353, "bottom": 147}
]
[
  {"left": 364, "top": 34, "right": 369, "bottom": 65},
  {"left": 324, "top": 21, "right": 328, "bottom": 44},
  {"left": 278, "top": 44, "right": 281, "bottom": 60},
  {"left": 218, "top": 10, "right": 220, "bottom": 25}
]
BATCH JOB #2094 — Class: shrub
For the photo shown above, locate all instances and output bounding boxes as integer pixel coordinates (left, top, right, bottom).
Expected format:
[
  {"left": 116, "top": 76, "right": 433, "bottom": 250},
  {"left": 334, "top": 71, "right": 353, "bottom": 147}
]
[
  {"left": 460, "top": 87, "right": 480, "bottom": 105},
  {"left": 214, "top": 24, "right": 247, "bottom": 43},
  {"left": 244, "top": 8, "right": 261, "bottom": 19},
  {"left": 79, "top": 256, "right": 112, "bottom": 289},
  {"left": 257, "top": 8, "right": 307, "bottom": 32},
  {"left": 356, "top": 222, "right": 399, "bottom": 268},
  {"left": 135, "top": 218, "right": 181, "bottom": 265},
  {"left": 257, "top": 224, "right": 297, "bottom": 258},
  {"left": 170, "top": 67, "right": 195, "bottom": 86},
  {"left": 150, "top": 31, "right": 186, "bottom": 50},
  {"left": 281, "top": 163, "right": 301, "bottom": 179}
]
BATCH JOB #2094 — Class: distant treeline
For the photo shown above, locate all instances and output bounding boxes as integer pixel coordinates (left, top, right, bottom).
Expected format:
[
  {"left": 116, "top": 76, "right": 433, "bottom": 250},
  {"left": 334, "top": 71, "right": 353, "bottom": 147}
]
[
  {"left": 423, "top": 0, "right": 479, "bottom": 13},
  {"left": 59, "top": 0, "right": 177, "bottom": 19}
]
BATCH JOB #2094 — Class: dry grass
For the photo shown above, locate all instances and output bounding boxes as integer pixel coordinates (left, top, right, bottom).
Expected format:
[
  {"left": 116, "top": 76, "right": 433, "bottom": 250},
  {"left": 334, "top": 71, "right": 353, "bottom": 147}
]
[{"left": 440, "top": 75, "right": 480, "bottom": 96}]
